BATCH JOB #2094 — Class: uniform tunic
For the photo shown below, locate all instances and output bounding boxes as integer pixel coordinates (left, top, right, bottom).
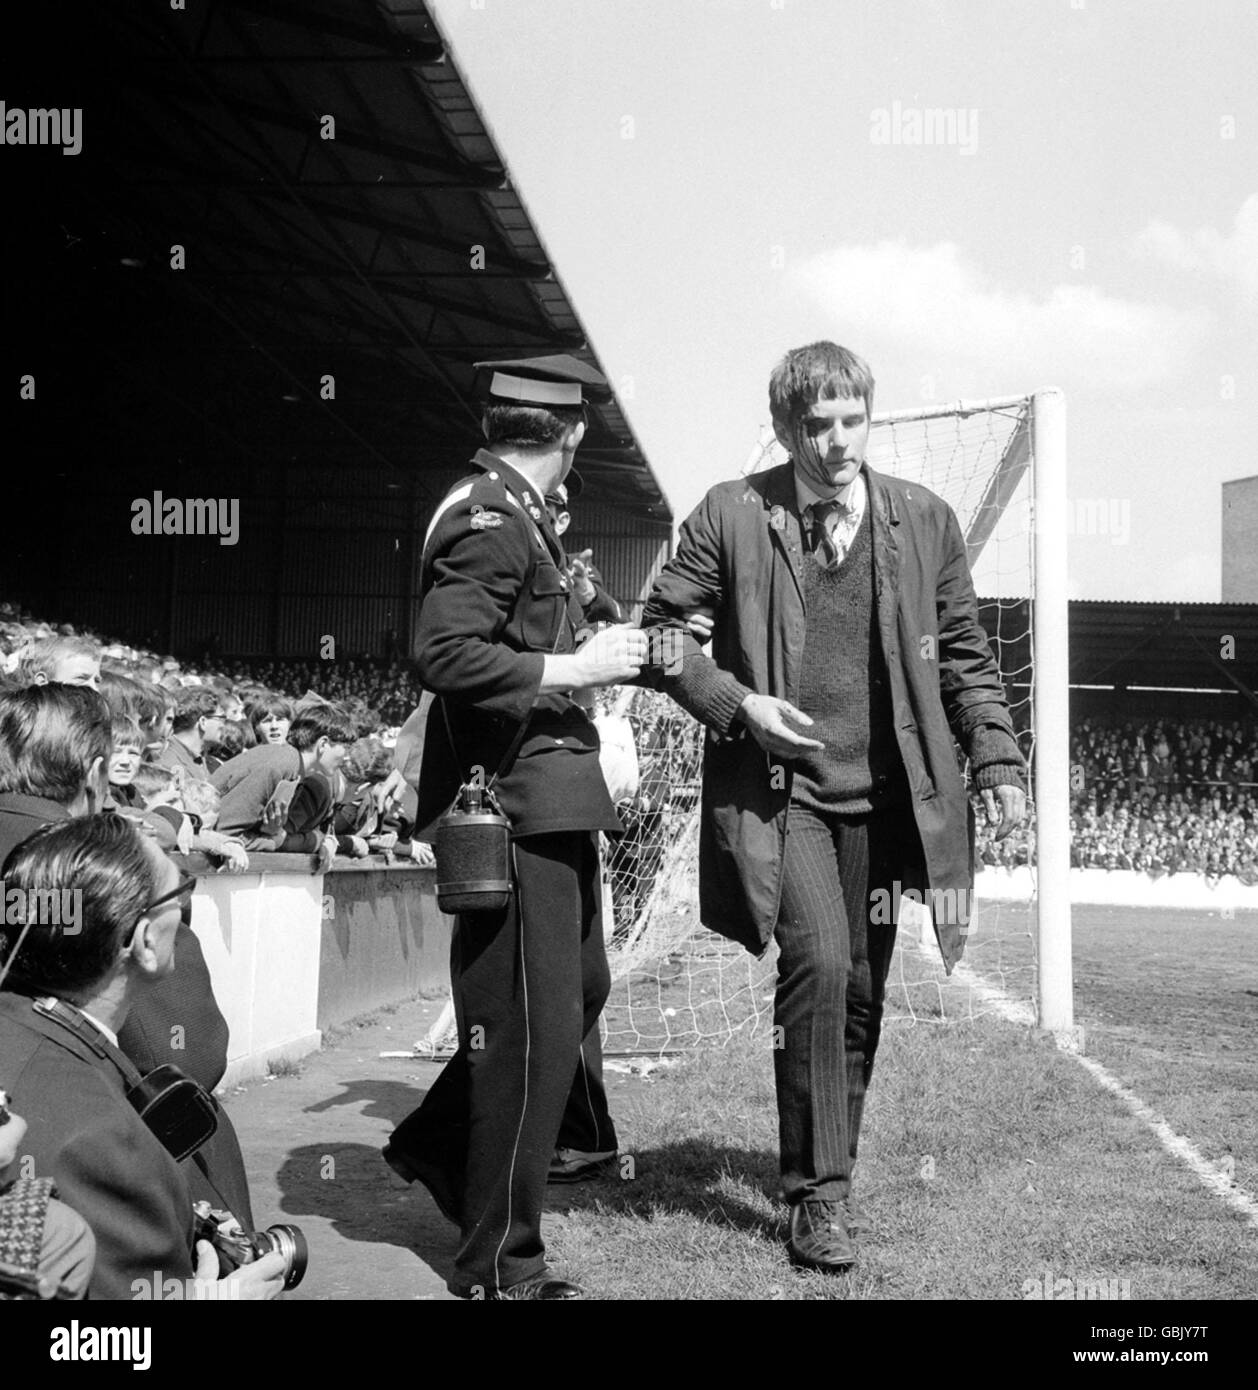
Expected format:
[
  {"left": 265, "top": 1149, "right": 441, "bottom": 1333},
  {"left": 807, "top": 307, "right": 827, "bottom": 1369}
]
[{"left": 389, "top": 449, "right": 619, "bottom": 1297}]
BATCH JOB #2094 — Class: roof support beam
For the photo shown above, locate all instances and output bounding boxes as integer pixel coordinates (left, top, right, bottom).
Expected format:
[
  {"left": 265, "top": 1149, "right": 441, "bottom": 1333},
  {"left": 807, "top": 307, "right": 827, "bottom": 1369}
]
[
  {"left": 206, "top": 0, "right": 444, "bottom": 62},
  {"left": 126, "top": 77, "right": 497, "bottom": 186}
]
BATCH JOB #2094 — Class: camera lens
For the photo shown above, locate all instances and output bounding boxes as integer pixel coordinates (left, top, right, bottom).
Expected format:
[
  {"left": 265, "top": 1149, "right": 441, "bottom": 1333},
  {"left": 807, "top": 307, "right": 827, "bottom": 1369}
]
[{"left": 257, "top": 1224, "right": 308, "bottom": 1290}]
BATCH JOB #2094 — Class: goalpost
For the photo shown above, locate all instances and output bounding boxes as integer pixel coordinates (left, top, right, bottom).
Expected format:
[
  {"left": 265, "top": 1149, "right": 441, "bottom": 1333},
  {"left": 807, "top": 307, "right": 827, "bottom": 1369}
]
[
  {"left": 1031, "top": 389, "right": 1072, "bottom": 1032},
  {"left": 598, "top": 389, "right": 1072, "bottom": 1053}
]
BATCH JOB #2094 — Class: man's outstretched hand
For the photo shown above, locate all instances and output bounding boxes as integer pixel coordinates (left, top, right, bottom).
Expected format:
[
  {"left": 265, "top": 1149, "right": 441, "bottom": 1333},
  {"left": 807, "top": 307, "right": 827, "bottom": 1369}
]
[
  {"left": 736, "top": 694, "right": 825, "bottom": 758},
  {"left": 980, "top": 785, "right": 1026, "bottom": 840}
]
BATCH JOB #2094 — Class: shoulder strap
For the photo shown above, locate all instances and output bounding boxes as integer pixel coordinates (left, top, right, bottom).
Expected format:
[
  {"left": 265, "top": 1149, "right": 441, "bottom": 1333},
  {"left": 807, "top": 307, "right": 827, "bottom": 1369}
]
[
  {"left": 29, "top": 995, "right": 147, "bottom": 1090},
  {"left": 422, "top": 479, "right": 476, "bottom": 554},
  {"left": 440, "top": 697, "right": 531, "bottom": 798}
]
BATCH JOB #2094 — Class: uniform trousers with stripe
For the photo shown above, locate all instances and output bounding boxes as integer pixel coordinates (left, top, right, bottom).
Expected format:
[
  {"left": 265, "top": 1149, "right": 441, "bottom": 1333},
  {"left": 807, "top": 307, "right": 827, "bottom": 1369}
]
[
  {"left": 774, "top": 799, "right": 924, "bottom": 1206},
  {"left": 391, "top": 830, "right": 615, "bottom": 1296}
]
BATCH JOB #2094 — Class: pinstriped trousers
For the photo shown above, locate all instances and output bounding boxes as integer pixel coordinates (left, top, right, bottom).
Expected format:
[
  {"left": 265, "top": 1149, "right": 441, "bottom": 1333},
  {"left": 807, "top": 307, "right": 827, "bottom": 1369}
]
[{"left": 774, "top": 800, "right": 922, "bottom": 1205}]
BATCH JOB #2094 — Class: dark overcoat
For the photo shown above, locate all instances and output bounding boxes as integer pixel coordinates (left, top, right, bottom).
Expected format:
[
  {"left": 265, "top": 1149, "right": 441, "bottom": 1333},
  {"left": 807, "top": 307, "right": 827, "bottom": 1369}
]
[
  {"left": 0, "top": 993, "right": 195, "bottom": 1299},
  {"left": 642, "top": 462, "right": 1019, "bottom": 972}
]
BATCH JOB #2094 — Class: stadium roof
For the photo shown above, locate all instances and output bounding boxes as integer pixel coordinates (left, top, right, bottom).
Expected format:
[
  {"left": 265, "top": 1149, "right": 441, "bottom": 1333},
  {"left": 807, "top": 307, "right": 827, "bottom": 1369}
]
[
  {"left": 1069, "top": 600, "right": 1258, "bottom": 698},
  {"left": 2, "top": 0, "right": 669, "bottom": 522},
  {"left": 979, "top": 600, "right": 1258, "bottom": 703}
]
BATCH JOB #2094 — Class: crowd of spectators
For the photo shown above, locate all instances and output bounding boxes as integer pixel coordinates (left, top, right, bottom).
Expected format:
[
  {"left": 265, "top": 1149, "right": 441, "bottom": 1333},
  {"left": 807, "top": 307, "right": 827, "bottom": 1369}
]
[
  {"left": 975, "top": 717, "right": 1258, "bottom": 882},
  {"left": 0, "top": 607, "right": 419, "bottom": 873},
  {"left": 5, "top": 604, "right": 1258, "bottom": 884},
  {"left": 210, "top": 658, "right": 422, "bottom": 728}
]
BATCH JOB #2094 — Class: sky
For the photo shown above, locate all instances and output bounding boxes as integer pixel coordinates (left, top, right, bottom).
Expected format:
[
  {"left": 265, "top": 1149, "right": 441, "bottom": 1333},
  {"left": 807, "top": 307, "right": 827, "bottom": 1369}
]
[{"left": 430, "top": 0, "right": 1257, "bottom": 600}]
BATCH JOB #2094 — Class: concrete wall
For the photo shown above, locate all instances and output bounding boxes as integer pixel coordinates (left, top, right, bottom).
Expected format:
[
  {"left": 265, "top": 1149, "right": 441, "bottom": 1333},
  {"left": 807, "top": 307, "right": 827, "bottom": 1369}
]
[
  {"left": 318, "top": 862, "right": 452, "bottom": 1033},
  {"left": 190, "top": 860, "right": 324, "bottom": 1088},
  {"left": 188, "top": 855, "right": 449, "bottom": 1087}
]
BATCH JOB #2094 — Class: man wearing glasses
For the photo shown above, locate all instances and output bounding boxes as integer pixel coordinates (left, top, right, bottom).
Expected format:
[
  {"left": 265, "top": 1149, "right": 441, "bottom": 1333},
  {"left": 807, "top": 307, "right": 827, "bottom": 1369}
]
[{"left": 0, "top": 815, "right": 285, "bottom": 1299}]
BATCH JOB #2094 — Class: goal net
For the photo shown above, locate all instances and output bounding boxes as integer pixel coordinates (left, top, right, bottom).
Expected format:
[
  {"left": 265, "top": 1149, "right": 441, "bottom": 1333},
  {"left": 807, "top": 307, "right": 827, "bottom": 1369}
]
[{"left": 599, "top": 392, "right": 1068, "bottom": 1054}]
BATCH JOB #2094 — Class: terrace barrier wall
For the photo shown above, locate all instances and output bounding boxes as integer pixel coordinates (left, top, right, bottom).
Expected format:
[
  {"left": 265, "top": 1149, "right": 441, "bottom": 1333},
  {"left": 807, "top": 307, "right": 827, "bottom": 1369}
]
[{"left": 187, "top": 854, "right": 450, "bottom": 1088}]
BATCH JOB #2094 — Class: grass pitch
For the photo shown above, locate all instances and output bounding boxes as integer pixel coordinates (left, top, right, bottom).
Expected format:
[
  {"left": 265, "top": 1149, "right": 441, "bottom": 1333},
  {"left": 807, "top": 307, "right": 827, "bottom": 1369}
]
[{"left": 544, "top": 904, "right": 1258, "bottom": 1300}]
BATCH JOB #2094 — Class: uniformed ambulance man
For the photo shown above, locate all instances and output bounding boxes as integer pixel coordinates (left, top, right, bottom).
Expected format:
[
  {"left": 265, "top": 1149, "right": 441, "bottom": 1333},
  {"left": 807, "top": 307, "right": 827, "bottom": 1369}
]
[{"left": 384, "top": 355, "right": 647, "bottom": 1301}]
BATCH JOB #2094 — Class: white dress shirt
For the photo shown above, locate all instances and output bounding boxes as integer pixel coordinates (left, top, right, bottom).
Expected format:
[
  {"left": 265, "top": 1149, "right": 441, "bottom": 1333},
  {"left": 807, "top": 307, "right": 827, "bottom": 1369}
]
[{"left": 794, "top": 470, "right": 867, "bottom": 567}]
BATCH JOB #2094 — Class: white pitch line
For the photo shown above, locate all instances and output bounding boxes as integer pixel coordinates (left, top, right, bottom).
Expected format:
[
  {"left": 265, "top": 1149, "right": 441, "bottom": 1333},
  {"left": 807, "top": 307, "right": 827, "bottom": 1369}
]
[{"left": 951, "top": 959, "right": 1258, "bottom": 1230}]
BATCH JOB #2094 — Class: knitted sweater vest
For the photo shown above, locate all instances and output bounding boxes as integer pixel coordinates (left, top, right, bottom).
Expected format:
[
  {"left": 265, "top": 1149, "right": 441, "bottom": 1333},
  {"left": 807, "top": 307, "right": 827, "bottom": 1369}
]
[{"left": 791, "top": 508, "right": 907, "bottom": 814}]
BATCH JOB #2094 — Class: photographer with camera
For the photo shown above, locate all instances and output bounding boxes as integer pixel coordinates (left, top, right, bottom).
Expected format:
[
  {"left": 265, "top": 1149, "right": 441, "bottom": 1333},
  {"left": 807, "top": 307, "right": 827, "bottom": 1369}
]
[
  {"left": 383, "top": 356, "right": 647, "bottom": 1301},
  {"left": 0, "top": 815, "right": 288, "bottom": 1299}
]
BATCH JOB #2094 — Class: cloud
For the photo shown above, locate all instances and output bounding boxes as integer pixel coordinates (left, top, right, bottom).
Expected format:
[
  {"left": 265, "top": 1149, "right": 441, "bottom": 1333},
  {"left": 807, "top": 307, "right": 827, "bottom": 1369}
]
[
  {"left": 1134, "top": 194, "right": 1258, "bottom": 306},
  {"left": 790, "top": 240, "right": 1210, "bottom": 392}
]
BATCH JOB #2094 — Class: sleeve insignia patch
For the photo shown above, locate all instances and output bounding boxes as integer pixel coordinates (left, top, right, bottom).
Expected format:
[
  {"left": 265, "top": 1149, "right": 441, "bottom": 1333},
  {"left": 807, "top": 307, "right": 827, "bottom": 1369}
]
[{"left": 468, "top": 504, "right": 505, "bottom": 530}]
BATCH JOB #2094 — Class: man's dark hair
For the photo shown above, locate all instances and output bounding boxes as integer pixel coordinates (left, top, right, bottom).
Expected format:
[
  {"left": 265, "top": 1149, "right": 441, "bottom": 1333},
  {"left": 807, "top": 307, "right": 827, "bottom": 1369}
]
[
  {"left": 288, "top": 704, "right": 356, "bottom": 751},
  {"left": 768, "top": 341, "right": 876, "bottom": 427},
  {"left": 246, "top": 694, "right": 293, "bottom": 733},
  {"left": 0, "top": 815, "right": 158, "bottom": 1001},
  {"left": 483, "top": 403, "right": 585, "bottom": 449},
  {"left": 0, "top": 685, "right": 110, "bottom": 803},
  {"left": 172, "top": 687, "right": 221, "bottom": 734}
]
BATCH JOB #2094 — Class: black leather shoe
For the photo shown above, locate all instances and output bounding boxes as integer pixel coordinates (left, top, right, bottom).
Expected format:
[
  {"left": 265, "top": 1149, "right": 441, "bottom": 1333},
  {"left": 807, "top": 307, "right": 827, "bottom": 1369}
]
[
  {"left": 547, "top": 1147, "right": 618, "bottom": 1184},
  {"left": 382, "top": 1144, "right": 463, "bottom": 1226},
  {"left": 485, "top": 1270, "right": 584, "bottom": 1301},
  {"left": 840, "top": 1194, "right": 873, "bottom": 1237},
  {"left": 787, "top": 1200, "right": 857, "bottom": 1272}
]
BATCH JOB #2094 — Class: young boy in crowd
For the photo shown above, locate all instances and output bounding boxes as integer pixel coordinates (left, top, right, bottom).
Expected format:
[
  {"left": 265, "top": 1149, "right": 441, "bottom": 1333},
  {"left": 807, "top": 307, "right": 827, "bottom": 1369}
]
[
  {"left": 107, "top": 715, "right": 146, "bottom": 808},
  {"left": 247, "top": 694, "right": 293, "bottom": 747}
]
